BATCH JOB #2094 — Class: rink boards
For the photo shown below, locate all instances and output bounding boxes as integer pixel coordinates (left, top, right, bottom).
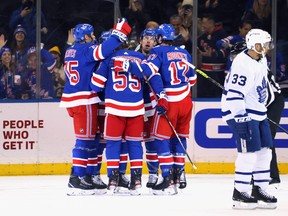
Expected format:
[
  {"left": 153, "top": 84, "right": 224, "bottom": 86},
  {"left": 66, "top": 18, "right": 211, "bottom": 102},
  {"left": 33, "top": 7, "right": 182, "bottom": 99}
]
[{"left": 0, "top": 100, "right": 287, "bottom": 175}]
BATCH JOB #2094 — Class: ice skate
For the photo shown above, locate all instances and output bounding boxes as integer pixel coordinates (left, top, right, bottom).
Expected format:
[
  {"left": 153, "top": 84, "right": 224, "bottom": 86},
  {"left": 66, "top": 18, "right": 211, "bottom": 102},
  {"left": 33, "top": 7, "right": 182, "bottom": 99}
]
[
  {"left": 92, "top": 174, "right": 107, "bottom": 188},
  {"left": 152, "top": 170, "right": 177, "bottom": 195},
  {"left": 252, "top": 185, "right": 277, "bottom": 209},
  {"left": 83, "top": 175, "right": 107, "bottom": 195},
  {"left": 129, "top": 169, "right": 142, "bottom": 196},
  {"left": 67, "top": 174, "right": 95, "bottom": 196},
  {"left": 174, "top": 168, "right": 187, "bottom": 189},
  {"left": 114, "top": 173, "right": 130, "bottom": 195},
  {"left": 146, "top": 173, "right": 158, "bottom": 188},
  {"left": 232, "top": 188, "right": 257, "bottom": 210},
  {"left": 107, "top": 170, "right": 120, "bottom": 194}
]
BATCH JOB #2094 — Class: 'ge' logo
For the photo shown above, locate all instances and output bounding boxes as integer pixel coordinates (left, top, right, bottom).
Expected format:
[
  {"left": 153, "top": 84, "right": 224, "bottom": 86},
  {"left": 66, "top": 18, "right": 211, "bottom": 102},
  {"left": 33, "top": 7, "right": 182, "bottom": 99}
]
[{"left": 194, "top": 108, "right": 288, "bottom": 148}]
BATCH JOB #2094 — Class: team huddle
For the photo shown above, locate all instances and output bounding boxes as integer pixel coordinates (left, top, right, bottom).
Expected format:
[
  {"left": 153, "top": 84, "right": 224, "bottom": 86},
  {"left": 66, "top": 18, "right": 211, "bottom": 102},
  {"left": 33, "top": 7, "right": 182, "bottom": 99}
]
[
  {"left": 60, "top": 18, "right": 278, "bottom": 209},
  {"left": 60, "top": 18, "right": 196, "bottom": 196}
]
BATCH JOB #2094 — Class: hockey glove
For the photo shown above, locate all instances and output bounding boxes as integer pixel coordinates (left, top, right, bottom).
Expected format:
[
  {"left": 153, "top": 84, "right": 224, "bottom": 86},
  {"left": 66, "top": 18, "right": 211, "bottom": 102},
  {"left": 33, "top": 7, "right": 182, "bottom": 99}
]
[
  {"left": 155, "top": 92, "right": 169, "bottom": 115},
  {"left": 234, "top": 114, "right": 252, "bottom": 140},
  {"left": 111, "top": 18, "right": 132, "bottom": 43},
  {"left": 112, "top": 57, "right": 130, "bottom": 73}
]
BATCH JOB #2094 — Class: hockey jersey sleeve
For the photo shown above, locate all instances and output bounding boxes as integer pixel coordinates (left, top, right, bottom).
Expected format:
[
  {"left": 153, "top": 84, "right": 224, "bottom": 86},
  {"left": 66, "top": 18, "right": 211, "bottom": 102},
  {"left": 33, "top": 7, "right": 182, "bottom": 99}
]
[
  {"left": 90, "top": 59, "right": 109, "bottom": 92},
  {"left": 97, "top": 37, "right": 122, "bottom": 60}
]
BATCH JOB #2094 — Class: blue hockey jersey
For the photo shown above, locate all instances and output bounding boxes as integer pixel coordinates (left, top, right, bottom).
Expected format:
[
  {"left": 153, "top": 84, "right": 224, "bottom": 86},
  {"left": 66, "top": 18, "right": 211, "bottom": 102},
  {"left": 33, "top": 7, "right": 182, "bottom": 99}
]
[
  {"left": 142, "top": 45, "right": 197, "bottom": 102},
  {"left": 90, "top": 49, "right": 146, "bottom": 117},
  {"left": 60, "top": 37, "right": 122, "bottom": 107}
]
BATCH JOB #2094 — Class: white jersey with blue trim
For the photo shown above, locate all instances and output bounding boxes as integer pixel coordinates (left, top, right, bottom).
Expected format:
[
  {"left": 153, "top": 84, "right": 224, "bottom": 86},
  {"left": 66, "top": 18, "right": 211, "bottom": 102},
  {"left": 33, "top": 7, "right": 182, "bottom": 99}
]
[{"left": 221, "top": 50, "right": 269, "bottom": 121}]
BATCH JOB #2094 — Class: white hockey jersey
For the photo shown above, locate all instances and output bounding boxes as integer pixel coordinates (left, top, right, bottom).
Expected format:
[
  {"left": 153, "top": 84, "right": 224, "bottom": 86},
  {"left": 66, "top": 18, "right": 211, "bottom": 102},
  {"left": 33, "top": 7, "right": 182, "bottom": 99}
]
[{"left": 221, "top": 50, "right": 270, "bottom": 121}]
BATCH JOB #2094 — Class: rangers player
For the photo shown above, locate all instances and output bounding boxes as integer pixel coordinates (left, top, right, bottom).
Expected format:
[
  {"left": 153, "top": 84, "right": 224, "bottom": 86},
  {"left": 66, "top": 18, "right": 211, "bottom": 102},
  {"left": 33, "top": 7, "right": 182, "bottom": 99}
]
[
  {"left": 90, "top": 42, "right": 147, "bottom": 195},
  {"left": 221, "top": 29, "right": 277, "bottom": 209},
  {"left": 60, "top": 19, "right": 131, "bottom": 196}
]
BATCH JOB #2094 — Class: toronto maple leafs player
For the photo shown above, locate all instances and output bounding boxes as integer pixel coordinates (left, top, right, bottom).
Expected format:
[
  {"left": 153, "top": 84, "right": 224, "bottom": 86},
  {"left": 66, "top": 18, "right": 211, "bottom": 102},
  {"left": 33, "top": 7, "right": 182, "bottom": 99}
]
[
  {"left": 60, "top": 19, "right": 131, "bottom": 196},
  {"left": 221, "top": 29, "right": 277, "bottom": 209}
]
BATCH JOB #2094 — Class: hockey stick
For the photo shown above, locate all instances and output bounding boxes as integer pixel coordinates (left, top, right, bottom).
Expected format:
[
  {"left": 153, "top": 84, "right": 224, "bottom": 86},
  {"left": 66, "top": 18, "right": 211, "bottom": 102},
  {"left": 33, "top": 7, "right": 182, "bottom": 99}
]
[
  {"left": 182, "top": 58, "right": 288, "bottom": 135},
  {"left": 135, "top": 60, "right": 197, "bottom": 170}
]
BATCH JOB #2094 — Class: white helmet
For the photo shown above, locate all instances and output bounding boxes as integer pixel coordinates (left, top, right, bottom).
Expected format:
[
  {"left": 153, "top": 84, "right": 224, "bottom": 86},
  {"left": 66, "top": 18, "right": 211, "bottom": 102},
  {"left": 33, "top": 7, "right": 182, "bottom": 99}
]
[{"left": 245, "top": 29, "right": 273, "bottom": 55}]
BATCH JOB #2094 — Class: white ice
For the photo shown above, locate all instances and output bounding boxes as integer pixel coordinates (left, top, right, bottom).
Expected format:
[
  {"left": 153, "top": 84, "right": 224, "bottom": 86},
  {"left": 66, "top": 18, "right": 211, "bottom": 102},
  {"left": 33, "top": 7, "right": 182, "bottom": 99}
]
[{"left": 1, "top": 174, "right": 287, "bottom": 216}]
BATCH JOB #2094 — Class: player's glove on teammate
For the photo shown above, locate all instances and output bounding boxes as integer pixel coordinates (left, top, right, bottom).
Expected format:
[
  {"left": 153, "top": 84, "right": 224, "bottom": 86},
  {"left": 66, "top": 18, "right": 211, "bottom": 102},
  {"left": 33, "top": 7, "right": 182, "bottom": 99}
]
[
  {"left": 112, "top": 57, "right": 130, "bottom": 73},
  {"left": 155, "top": 91, "right": 168, "bottom": 115},
  {"left": 234, "top": 113, "right": 252, "bottom": 140},
  {"left": 111, "top": 18, "right": 132, "bottom": 43}
]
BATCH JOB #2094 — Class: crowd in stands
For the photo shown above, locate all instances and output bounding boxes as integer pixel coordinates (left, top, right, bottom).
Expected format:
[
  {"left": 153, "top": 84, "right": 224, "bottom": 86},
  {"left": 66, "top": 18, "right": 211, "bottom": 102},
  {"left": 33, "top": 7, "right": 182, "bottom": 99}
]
[{"left": 0, "top": 0, "right": 288, "bottom": 100}]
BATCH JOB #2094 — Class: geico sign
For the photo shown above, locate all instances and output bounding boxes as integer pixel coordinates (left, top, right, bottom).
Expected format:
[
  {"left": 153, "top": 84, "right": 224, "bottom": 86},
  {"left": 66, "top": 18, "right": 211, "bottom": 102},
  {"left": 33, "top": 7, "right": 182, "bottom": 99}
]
[{"left": 194, "top": 108, "right": 288, "bottom": 148}]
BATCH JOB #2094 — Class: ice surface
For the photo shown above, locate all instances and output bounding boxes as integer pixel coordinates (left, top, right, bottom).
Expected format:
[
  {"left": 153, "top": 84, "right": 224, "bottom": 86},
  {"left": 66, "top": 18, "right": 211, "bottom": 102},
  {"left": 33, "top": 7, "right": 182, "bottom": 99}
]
[{"left": 1, "top": 174, "right": 287, "bottom": 216}]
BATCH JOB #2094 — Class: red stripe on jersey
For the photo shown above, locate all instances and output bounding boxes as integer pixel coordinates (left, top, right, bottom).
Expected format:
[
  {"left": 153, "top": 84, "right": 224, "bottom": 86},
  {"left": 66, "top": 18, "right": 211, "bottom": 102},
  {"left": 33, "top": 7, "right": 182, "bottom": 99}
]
[
  {"left": 73, "top": 158, "right": 87, "bottom": 166},
  {"left": 166, "top": 85, "right": 189, "bottom": 96},
  {"left": 97, "top": 156, "right": 103, "bottom": 162},
  {"left": 130, "top": 160, "right": 143, "bottom": 167},
  {"left": 92, "top": 75, "right": 106, "bottom": 86},
  {"left": 105, "top": 102, "right": 144, "bottom": 110},
  {"left": 94, "top": 44, "right": 102, "bottom": 60},
  {"left": 120, "top": 154, "right": 128, "bottom": 162},
  {"left": 107, "top": 160, "right": 120, "bottom": 167},
  {"left": 87, "top": 158, "right": 98, "bottom": 165},
  {"left": 61, "top": 92, "right": 97, "bottom": 101},
  {"left": 173, "top": 156, "right": 185, "bottom": 164},
  {"left": 158, "top": 156, "right": 173, "bottom": 164},
  {"left": 146, "top": 154, "right": 158, "bottom": 160}
]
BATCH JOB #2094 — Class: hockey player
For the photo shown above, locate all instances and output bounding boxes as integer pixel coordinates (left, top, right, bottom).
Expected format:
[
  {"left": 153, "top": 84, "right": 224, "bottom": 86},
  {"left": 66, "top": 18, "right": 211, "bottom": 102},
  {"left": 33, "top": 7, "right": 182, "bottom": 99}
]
[
  {"left": 94, "top": 31, "right": 131, "bottom": 193},
  {"left": 90, "top": 40, "right": 147, "bottom": 196},
  {"left": 221, "top": 29, "right": 277, "bottom": 209},
  {"left": 59, "top": 19, "right": 131, "bottom": 196},
  {"left": 138, "top": 28, "right": 159, "bottom": 189},
  {"left": 113, "top": 24, "right": 197, "bottom": 195}
]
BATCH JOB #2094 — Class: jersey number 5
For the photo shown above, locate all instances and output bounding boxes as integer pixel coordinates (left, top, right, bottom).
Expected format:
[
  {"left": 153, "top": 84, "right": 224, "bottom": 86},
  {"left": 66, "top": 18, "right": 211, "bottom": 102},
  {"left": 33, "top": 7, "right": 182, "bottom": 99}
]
[{"left": 64, "top": 61, "right": 79, "bottom": 86}]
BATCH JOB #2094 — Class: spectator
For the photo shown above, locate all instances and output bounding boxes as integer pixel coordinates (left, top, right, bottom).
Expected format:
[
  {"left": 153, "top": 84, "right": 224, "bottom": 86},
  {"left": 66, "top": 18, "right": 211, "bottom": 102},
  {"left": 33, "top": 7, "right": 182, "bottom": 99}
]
[
  {"left": 179, "top": 0, "right": 193, "bottom": 36},
  {"left": 169, "top": 14, "right": 192, "bottom": 52},
  {"left": 48, "top": 46, "right": 65, "bottom": 98},
  {"left": 216, "top": 20, "right": 252, "bottom": 73},
  {"left": 124, "top": 0, "right": 151, "bottom": 41},
  {"left": 0, "top": 46, "right": 21, "bottom": 99},
  {"left": 146, "top": 21, "right": 159, "bottom": 29},
  {"left": 20, "top": 46, "right": 56, "bottom": 99},
  {"left": 197, "top": 13, "right": 228, "bottom": 98},
  {"left": 241, "top": 0, "right": 271, "bottom": 33},
  {"left": 9, "top": 0, "right": 49, "bottom": 44},
  {"left": 9, "top": 24, "right": 29, "bottom": 67}
]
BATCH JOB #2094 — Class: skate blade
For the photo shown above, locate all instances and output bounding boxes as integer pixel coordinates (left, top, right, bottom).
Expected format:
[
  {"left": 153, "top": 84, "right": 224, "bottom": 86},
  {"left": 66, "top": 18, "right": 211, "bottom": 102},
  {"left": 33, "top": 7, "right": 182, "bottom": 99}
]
[
  {"left": 67, "top": 188, "right": 95, "bottom": 196},
  {"left": 152, "top": 186, "right": 178, "bottom": 196},
  {"left": 257, "top": 201, "right": 277, "bottom": 209},
  {"left": 93, "top": 188, "right": 107, "bottom": 195},
  {"left": 129, "top": 189, "right": 141, "bottom": 196},
  {"left": 232, "top": 201, "right": 257, "bottom": 210},
  {"left": 110, "top": 187, "right": 130, "bottom": 195}
]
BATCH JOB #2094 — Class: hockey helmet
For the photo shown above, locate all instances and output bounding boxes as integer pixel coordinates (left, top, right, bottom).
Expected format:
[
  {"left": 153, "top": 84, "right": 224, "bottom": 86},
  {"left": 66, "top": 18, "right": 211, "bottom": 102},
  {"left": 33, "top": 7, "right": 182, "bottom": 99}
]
[
  {"left": 155, "top": 24, "right": 175, "bottom": 41},
  {"left": 73, "top": 24, "right": 94, "bottom": 43},
  {"left": 98, "top": 30, "right": 112, "bottom": 43},
  {"left": 245, "top": 29, "right": 273, "bottom": 54},
  {"left": 140, "top": 28, "right": 156, "bottom": 40}
]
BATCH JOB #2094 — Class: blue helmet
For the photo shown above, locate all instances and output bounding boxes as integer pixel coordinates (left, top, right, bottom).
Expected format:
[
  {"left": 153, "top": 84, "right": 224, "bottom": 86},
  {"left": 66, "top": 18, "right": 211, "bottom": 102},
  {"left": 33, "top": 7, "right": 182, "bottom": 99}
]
[
  {"left": 73, "top": 24, "right": 94, "bottom": 43},
  {"left": 140, "top": 28, "right": 156, "bottom": 39},
  {"left": 155, "top": 24, "right": 175, "bottom": 41},
  {"left": 98, "top": 30, "right": 112, "bottom": 43}
]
